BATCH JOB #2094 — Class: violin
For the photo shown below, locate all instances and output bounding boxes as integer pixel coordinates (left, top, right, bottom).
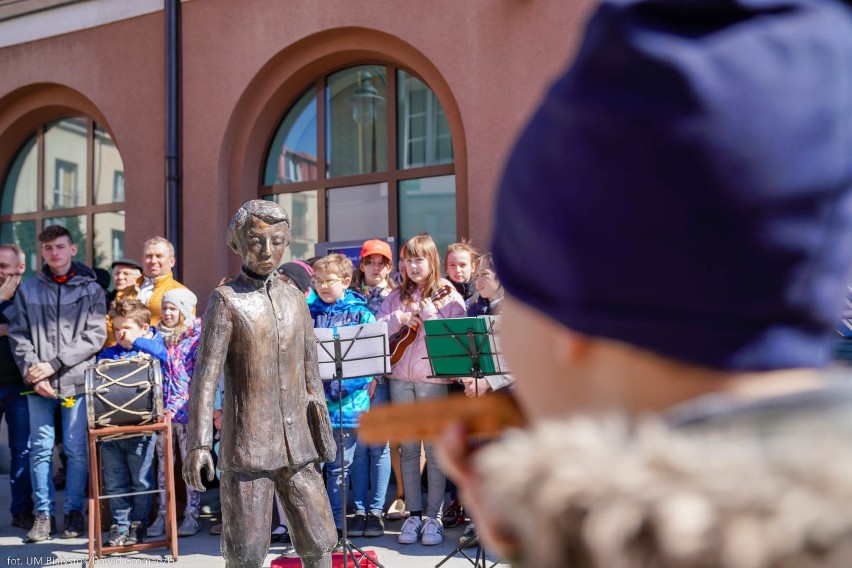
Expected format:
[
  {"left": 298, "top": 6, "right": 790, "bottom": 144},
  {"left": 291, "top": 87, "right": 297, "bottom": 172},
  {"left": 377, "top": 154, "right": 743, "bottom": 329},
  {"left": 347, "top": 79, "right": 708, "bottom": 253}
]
[
  {"left": 358, "top": 393, "right": 525, "bottom": 444},
  {"left": 388, "top": 284, "right": 453, "bottom": 366}
]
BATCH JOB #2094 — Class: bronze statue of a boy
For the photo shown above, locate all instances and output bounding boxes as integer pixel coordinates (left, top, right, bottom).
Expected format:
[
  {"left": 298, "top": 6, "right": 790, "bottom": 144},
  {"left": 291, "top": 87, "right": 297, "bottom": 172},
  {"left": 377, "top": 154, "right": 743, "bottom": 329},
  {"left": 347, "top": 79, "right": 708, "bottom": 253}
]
[{"left": 184, "top": 200, "right": 337, "bottom": 568}]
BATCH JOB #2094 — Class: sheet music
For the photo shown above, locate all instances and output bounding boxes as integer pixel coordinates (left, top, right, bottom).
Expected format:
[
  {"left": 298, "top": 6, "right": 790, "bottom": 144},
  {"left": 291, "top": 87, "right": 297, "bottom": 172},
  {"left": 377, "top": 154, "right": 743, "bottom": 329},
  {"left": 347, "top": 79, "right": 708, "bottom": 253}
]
[
  {"left": 314, "top": 321, "right": 391, "bottom": 380},
  {"left": 482, "top": 315, "right": 511, "bottom": 374}
]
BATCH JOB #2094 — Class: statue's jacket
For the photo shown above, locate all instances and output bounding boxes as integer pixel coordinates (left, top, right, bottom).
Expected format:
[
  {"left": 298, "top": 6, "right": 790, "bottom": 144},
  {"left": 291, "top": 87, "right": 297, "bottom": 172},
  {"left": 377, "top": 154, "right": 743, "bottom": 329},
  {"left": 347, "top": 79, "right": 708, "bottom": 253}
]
[{"left": 187, "top": 270, "right": 330, "bottom": 472}]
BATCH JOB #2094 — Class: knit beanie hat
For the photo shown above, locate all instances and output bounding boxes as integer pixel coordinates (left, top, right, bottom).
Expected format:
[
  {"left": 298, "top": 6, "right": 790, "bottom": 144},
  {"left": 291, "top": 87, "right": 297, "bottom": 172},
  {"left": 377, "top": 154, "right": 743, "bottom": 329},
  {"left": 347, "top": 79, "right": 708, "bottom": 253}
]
[
  {"left": 492, "top": 0, "right": 852, "bottom": 371},
  {"left": 162, "top": 288, "right": 197, "bottom": 323},
  {"left": 278, "top": 261, "right": 313, "bottom": 294}
]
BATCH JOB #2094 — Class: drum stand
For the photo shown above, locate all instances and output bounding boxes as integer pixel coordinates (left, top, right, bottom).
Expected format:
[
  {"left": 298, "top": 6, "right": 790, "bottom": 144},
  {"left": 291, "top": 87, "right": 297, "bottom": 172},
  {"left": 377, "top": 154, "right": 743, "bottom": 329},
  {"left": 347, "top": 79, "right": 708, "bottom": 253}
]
[{"left": 87, "top": 411, "right": 179, "bottom": 564}]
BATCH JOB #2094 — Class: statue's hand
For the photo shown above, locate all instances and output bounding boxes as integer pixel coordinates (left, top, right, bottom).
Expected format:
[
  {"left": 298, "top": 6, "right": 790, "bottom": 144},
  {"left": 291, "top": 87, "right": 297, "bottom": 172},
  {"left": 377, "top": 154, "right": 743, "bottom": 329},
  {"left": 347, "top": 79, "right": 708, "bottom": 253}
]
[{"left": 182, "top": 448, "right": 215, "bottom": 492}]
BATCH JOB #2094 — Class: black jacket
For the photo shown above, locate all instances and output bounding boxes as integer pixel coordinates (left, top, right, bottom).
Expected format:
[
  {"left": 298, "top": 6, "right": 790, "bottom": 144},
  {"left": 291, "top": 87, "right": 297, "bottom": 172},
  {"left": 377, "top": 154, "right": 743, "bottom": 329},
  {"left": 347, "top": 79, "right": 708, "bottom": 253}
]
[{"left": 0, "top": 299, "right": 24, "bottom": 387}]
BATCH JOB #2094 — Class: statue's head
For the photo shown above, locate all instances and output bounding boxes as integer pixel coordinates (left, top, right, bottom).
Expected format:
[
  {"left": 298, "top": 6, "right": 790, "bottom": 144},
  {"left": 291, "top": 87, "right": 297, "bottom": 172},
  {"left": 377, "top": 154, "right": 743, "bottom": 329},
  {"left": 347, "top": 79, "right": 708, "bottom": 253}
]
[{"left": 227, "top": 200, "right": 291, "bottom": 276}]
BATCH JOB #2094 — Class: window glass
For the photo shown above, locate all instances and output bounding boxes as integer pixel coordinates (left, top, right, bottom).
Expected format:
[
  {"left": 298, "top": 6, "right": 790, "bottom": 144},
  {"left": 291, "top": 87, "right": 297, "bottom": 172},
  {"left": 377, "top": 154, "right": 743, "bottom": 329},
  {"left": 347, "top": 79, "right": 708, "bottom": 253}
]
[
  {"left": 43, "top": 118, "right": 88, "bottom": 211},
  {"left": 264, "top": 89, "right": 319, "bottom": 185},
  {"left": 0, "top": 220, "right": 37, "bottom": 279},
  {"left": 44, "top": 215, "right": 87, "bottom": 264},
  {"left": 261, "top": 65, "right": 457, "bottom": 253},
  {"left": 94, "top": 124, "right": 125, "bottom": 204},
  {"left": 399, "top": 175, "right": 456, "bottom": 253},
  {"left": 1, "top": 137, "right": 38, "bottom": 215},
  {"left": 398, "top": 70, "right": 453, "bottom": 169},
  {"left": 264, "top": 190, "right": 318, "bottom": 261},
  {"left": 327, "top": 66, "right": 387, "bottom": 178},
  {"left": 2, "top": 118, "right": 125, "bottom": 268},
  {"left": 327, "top": 183, "right": 389, "bottom": 242},
  {"left": 113, "top": 172, "right": 125, "bottom": 202},
  {"left": 94, "top": 211, "right": 125, "bottom": 269}
]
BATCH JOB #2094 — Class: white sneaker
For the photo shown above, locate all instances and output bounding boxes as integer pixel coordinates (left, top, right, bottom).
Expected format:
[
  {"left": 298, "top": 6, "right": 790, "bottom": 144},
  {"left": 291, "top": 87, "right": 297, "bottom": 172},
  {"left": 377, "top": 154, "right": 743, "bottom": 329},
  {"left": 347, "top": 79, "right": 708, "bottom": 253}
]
[
  {"left": 421, "top": 517, "right": 444, "bottom": 546},
  {"left": 397, "top": 516, "right": 423, "bottom": 545},
  {"left": 147, "top": 512, "right": 165, "bottom": 537}
]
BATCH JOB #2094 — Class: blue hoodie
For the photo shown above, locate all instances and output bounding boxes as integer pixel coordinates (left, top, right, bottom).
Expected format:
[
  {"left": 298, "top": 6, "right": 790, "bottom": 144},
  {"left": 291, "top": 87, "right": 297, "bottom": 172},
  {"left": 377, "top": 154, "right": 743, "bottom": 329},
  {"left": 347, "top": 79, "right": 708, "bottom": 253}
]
[
  {"left": 309, "top": 289, "right": 375, "bottom": 428},
  {"left": 98, "top": 327, "right": 168, "bottom": 371}
]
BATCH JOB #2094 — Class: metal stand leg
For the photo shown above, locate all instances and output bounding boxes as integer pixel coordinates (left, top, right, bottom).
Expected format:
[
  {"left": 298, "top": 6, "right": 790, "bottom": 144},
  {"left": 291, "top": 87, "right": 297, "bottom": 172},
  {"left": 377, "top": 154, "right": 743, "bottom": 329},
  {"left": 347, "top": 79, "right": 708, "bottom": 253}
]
[
  {"left": 435, "top": 531, "right": 500, "bottom": 568},
  {"left": 435, "top": 372, "right": 502, "bottom": 568},
  {"left": 335, "top": 373, "right": 383, "bottom": 568},
  {"left": 87, "top": 430, "right": 99, "bottom": 564}
]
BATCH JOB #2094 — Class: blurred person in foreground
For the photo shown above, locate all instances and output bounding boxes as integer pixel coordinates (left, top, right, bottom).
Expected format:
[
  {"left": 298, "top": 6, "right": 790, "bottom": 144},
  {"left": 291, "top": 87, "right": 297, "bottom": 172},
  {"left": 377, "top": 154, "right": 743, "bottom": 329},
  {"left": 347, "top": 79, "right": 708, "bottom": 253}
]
[{"left": 439, "top": 1, "right": 852, "bottom": 567}]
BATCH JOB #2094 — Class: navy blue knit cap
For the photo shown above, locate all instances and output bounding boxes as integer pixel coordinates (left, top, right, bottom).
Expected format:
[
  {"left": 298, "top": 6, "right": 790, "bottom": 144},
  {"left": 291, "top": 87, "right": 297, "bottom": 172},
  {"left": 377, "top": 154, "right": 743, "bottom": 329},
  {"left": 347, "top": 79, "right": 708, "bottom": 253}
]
[{"left": 492, "top": 0, "right": 852, "bottom": 370}]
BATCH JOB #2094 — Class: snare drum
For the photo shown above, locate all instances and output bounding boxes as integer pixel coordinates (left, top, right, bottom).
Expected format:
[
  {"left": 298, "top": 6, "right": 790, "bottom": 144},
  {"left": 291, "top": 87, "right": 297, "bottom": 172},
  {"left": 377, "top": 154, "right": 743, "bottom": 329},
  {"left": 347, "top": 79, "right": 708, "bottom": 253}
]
[{"left": 85, "top": 355, "right": 163, "bottom": 429}]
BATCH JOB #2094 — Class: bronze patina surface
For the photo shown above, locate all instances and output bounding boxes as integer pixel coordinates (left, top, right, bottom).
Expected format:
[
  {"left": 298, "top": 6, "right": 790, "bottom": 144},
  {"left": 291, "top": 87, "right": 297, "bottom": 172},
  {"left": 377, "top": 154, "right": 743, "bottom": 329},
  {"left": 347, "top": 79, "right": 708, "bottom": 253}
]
[{"left": 184, "top": 200, "right": 337, "bottom": 568}]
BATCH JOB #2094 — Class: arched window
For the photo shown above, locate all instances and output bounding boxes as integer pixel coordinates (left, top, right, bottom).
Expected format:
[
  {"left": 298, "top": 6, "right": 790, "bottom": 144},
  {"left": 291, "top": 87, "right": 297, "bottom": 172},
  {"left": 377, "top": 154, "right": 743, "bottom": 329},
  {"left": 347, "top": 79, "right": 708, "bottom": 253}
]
[
  {"left": 1, "top": 117, "right": 125, "bottom": 278},
  {"left": 262, "top": 65, "right": 455, "bottom": 260}
]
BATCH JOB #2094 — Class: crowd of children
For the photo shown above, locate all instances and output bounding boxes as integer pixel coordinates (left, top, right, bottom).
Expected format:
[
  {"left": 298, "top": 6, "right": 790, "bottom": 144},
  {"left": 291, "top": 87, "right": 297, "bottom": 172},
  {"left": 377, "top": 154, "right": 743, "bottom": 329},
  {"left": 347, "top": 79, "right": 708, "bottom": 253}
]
[{"left": 2, "top": 224, "right": 510, "bottom": 551}]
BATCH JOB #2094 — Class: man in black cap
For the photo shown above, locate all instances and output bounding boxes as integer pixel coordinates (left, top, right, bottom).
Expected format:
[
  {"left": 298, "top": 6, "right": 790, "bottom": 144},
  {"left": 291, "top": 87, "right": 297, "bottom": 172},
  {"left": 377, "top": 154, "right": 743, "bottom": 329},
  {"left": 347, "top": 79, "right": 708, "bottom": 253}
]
[
  {"left": 440, "top": 0, "right": 852, "bottom": 566},
  {"left": 108, "top": 259, "right": 143, "bottom": 303},
  {"left": 105, "top": 258, "right": 143, "bottom": 347}
]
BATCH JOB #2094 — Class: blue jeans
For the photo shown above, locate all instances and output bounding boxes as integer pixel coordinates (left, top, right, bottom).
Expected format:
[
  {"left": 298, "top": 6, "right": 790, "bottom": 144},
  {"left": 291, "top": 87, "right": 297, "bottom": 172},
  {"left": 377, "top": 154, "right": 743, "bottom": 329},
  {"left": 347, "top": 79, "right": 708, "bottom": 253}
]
[
  {"left": 101, "top": 435, "right": 155, "bottom": 529},
  {"left": 28, "top": 393, "right": 88, "bottom": 515},
  {"left": 352, "top": 381, "right": 391, "bottom": 515},
  {"left": 325, "top": 427, "right": 357, "bottom": 528},
  {"left": 0, "top": 385, "right": 33, "bottom": 515}
]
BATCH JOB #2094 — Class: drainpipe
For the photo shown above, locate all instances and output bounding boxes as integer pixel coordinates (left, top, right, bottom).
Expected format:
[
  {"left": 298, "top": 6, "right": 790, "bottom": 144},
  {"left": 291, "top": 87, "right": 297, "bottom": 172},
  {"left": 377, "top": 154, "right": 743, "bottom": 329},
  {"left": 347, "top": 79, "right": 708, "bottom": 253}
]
[{"left": 165, "top": 0, "right": 182, "bottom": 279}]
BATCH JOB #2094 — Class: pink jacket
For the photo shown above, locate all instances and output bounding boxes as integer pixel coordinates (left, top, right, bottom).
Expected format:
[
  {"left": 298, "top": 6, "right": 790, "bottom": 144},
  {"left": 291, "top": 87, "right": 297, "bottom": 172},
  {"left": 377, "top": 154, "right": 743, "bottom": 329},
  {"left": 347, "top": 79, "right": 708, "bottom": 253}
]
[{"left": 377, "top": 279, "right": 466, "bottom": 383}]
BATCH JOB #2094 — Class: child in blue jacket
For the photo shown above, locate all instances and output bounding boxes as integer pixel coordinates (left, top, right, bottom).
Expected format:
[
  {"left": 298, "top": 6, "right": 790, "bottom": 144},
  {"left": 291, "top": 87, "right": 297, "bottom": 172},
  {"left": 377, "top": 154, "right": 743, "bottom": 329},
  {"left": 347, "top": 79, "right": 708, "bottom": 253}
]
[
  {"left": 97, "top": 299, "right": 168, "bottom": 547},
  {"left": 308, "top": 253, "right": 375, "bottom": 535}
]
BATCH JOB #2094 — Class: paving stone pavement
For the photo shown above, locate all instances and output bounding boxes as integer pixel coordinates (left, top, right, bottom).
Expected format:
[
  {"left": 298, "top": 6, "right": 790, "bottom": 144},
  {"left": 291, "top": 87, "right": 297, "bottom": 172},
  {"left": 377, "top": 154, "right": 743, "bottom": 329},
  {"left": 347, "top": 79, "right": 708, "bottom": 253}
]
[{"left": 0, "top": 475, "right": 502, "bottom": 568}]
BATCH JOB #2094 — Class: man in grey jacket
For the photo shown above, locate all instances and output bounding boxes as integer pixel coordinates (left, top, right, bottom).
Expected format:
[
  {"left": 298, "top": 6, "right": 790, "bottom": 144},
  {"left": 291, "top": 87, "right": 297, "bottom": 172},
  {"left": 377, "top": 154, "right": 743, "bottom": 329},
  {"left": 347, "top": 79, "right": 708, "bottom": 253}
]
[{"left": 8, "top": 225, "right": 107, "bottom": 543}]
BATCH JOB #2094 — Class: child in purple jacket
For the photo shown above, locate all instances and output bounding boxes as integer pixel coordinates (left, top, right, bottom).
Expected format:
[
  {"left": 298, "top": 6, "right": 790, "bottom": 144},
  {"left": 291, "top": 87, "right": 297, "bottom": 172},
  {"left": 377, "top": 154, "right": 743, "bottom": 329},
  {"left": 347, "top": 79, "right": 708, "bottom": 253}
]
[{"left": 147, "top": 288, "right": 202, "bottom": 538}]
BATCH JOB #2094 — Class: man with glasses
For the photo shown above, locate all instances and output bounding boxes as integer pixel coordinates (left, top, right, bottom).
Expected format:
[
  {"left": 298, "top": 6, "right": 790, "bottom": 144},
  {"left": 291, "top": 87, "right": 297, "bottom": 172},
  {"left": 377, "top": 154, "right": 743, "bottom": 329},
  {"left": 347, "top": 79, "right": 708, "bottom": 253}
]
[{"left": 104, "top": 258, "right": 143, "bottom": 346}]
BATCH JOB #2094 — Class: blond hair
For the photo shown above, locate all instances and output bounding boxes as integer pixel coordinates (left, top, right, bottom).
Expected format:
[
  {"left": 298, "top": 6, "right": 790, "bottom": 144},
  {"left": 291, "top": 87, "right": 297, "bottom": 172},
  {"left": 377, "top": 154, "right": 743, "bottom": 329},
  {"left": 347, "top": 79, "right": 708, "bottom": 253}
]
[
  {"left": 400, "top": 233, "right": 443, "bottom": 305},
  {"left": 445, "top": 240, "right": 480, "bottom": 275},
  {"left": 109, "top": 299, "right": 152, "bottom": 328},
  {"left": 313, "top": 253, "right": 354, "bottom": 279},
  {"left": 143, "top": 236, "right": 175, "bottom": 257},
  {"left": 0, "top": 243, "right": 25, "bottom": 265}
]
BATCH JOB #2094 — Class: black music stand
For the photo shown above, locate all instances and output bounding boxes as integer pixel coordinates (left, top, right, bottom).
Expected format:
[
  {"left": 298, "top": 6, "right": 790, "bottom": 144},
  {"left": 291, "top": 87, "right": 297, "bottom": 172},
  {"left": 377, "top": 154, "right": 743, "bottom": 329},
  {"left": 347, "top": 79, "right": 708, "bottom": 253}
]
[
  {"left": 424, "top": 316, "right": 506, "bottom": 568},
  {"left": 316, "top": 321, "right": 391, "bottom": 568}
]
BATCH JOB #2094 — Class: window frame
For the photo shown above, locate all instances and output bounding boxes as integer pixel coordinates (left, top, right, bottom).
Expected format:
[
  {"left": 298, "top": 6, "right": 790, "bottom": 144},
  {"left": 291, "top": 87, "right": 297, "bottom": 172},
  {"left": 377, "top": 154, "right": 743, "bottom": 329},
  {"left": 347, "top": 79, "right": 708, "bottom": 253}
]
[
  {"left": 0, "top": 117, "right": 125, "bottom": 267},
  {"left": 259, "top": 63, "right": 456, "bottom": 244}
]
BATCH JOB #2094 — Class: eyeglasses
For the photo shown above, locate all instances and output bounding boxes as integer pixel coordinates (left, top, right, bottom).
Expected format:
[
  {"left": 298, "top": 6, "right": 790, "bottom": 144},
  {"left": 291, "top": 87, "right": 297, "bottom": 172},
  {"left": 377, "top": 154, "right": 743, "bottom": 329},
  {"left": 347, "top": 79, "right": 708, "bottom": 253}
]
[{"left": 312, "top": 278, "right": 343, "bottom": 287}]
